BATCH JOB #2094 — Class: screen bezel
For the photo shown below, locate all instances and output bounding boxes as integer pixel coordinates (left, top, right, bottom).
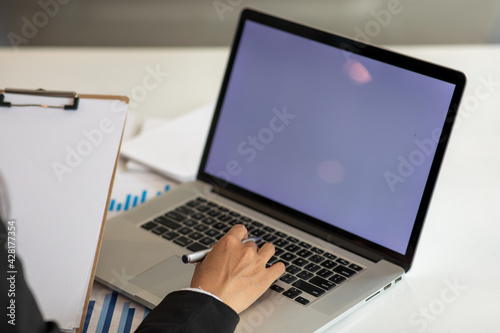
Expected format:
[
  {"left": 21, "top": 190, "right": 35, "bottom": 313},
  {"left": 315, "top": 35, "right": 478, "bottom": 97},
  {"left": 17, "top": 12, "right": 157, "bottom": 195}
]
[{"left": 197, "top": 8, "right": 466, "bottom": 271}]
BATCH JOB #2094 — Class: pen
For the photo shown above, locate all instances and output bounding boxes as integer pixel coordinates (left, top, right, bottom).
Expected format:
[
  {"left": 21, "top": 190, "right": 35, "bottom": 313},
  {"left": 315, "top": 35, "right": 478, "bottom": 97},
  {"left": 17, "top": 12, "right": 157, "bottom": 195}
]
[{"left": 182, "top": 237, "right": 262, "bottom": 264}]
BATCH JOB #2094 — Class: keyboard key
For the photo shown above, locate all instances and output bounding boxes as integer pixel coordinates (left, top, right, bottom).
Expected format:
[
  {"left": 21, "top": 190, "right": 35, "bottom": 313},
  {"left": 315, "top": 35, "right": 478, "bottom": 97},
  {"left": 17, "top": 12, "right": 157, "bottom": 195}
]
[
  {"left": 187, "top": 242, "right": 208, "bottom": 252},
  {"left": 297, "top": 271, "right": 314, "bottom": 280},
  {"left": 274, "top": 239, "right": 289, "bottom": 248},
  {"left": 218, "top": 207, "right": 229, "bottom": 212},
  {"left": 191, "top": 213, "right": 205, "bottom": 220},
  {"left": 304, "top": 263, "right": 321, "bottom": 273},
  {"left": 155, "top": 217, "right": 181, "bottom": 230},
  {"left": 228, "top": 219, "right": 240, "bottom": 226},
  {"left": 196, "top": 197, "right": 207, "bottom": 203},
  {"left": 176, "top": 206, "right": 194, "bottom": 215},
  {"left": 196, "top": 205, "right": 210, "bottom": 213},
  {"left": 188, "top": 232, "right": 204, "bottom": 240},
  {"left": 329, "top": 274, "right": 346, "bottom": 284},
  {"left": 283, "top": 287, "right": 302, "bottom": 299},
  {"left": 270, "top": 284, "right": 284, "bottom": 293},
  {"left": 323, "top": 253, "right": 337, "bottom": 260},
  {"left": 213, "top": 222, "right": 228, "bottom": 230},
  {"left": 285, "top": 244, "right": 301, "bottom": 253},
  {"left": 292, "top": 280, "right": 325, "bottom": 297},
  {"left": 297, "top": 249, "right": 313, "bottom": 258},
  {"left": 152, "top": 226, "right": 168, "bottom": 235},
  {"left": 273, "top": 248, "right": 285, "bottom": 256},
  {"left": 291, "top": 258, "right": 308, "bottom": 267},
  {"left": 251, "top": 229, "right": 266, "bottom": 237},
  {"left": 185, "top": 200, "right": 198, "bottom": 207},
  {"left": 263, "top": 234, "right": 277, "bottom": 242},
  {"left": 194, "top": 224, "right": 209, "bottom": 232},
  {"left": 267, "top": 256, "right": 278, "bottom": 264},
  {"left": 183, "top": 219, "right": 197, "bottom": 227},
  {"left": 199, "top": 237, "right": 215, "bottom": 246},
  {"left": 207, "top": 210, "right": 221, "bottom": 218},
  {"left": 177, "top": 227, "right": 192, "bottom": 235},
  {"left": 311, "top": 247, "right": 324, "bottom": 254},
  {"left": 280, "top": 274, "right": 297, "bottom": 284},
  {"left": 165, "top": 211, "right": 186, "bottom": 222},
  {"left": 141, "top": 221, "right": 157, "bottom": 230},
  {"left": 280, "top": 252, "right": 297, "bottom": 262},
  {"left": 162, "top": 231, "right": 179, "bottom": 240},
  {"left": 349, "top": 263, "right": 363, "bottom": 271},
  {"left": 321, "top": 260, "right": 337, "bottom": 269},
  {"left": 299, "top": 242, "right": 311, "bottom": 249},
  {"left": 219, "top": 215, "right": 232, "bottom": 222},
  {"left": 295, "top": 296, "right": 310, "bottom": 305},
  {"left": 174, "top": 236, "right": 193, "bottom": 247},
  {"left": 316, "top": 269, "right": 333, "bottom": 279},
  {"left": 275, "top": 231, "right": 287, "bottom": 238},
  {"left": 240, "top": 216, "right": 252, "bottom": 223},
  {"left": 229, "top": 211, "right": 240, "bottom": 217},
  {"left": 202, "top": 217, "right": 217, "bottom": 225},
  {"left": 286, "top": 265, "right": 301, "bottom": 275},
  {"left": 336, "top": 258, "right": 350, "bottom": 266},
  {"left": 207, "top": 201, "right": 218, "bottom": 207},
  {"left": 309, "top": 255, "right": 324, "bottom": 264},
  {"left": 333, "top": 265, "right": 356, "bottom": 278},
  {"left": 286, "top": 236, "right": 299, "bottom": 243},
  {"left": 310, "top": 276, "right": 336, "bottom": 291},
  {"left": 205, "top": 229, "right": 220, "bottom": 238}
]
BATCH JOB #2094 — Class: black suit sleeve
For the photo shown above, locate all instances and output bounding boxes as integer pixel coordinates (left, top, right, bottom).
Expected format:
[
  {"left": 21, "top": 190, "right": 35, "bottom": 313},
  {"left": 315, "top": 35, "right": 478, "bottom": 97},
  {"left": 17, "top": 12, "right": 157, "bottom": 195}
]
[{"left": 135, "top": 290, "right": 240, "bottom": 333}]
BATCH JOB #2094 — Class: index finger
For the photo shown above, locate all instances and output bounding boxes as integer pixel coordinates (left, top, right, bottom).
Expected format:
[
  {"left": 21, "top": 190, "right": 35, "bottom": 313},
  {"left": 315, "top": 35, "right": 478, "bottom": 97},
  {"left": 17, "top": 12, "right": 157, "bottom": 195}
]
[{"left": 224, "top": 224, "right": 249, "bottom": 241}]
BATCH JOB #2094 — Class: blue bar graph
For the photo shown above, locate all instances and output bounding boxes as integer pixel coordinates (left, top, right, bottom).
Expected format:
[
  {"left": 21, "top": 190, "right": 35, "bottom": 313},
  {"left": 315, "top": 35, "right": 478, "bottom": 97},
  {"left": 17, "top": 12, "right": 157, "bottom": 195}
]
[
  {"left": 85, "top": 290, "right": 150, "bottom": 333},
  {"left": 82, "top": 300, "right": 95, "bottom": 333},
  {"left": 109, "top": 185, "right": 170, "bottom": 213}
]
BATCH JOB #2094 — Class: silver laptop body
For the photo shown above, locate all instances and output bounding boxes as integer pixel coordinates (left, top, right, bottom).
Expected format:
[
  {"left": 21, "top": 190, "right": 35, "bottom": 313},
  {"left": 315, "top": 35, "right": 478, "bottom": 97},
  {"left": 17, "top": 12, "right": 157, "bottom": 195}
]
[{"left": 96, "top": 9, "right": 466, "bottom": 333}]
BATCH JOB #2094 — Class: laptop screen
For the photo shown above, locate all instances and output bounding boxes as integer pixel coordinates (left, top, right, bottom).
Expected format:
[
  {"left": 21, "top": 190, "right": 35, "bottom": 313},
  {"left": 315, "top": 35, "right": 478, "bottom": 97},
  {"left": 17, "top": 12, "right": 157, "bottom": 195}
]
[{"left": 202, "top": 18, "right": 459, "bottom": 256}]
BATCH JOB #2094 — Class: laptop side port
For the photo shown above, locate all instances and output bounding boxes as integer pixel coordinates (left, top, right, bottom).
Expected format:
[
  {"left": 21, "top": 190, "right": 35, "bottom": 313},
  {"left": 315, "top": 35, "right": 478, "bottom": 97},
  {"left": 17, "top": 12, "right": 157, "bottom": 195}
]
[
  {"left": 365, "top": 291, "right": 380, "bottom": 302},
  {"left": 395, "top": 276, "right": 402, "bottom": 284},
  {"left": 384, "top": 283, "right": 392, "bottom": 290}
]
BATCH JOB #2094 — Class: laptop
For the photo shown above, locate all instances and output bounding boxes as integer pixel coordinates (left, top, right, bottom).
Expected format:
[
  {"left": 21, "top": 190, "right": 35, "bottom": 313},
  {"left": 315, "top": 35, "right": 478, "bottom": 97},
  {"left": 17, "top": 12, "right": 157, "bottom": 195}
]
[{"left": 96, "top": 9, "right": 466, "bottom": 332}]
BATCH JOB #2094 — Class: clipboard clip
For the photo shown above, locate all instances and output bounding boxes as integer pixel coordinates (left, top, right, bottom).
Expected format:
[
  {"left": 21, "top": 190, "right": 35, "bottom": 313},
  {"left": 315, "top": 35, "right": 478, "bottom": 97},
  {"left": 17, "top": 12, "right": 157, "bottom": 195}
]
[{"left": 0, "top": 88, "right": 79, "bottom": 110}]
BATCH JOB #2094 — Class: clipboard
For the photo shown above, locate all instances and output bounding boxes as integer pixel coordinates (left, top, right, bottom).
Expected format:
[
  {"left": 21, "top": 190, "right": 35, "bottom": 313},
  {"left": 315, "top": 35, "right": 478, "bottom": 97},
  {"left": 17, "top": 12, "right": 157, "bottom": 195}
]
[{"left": 0, "top": 88, "right": 129, "bottom": 332}]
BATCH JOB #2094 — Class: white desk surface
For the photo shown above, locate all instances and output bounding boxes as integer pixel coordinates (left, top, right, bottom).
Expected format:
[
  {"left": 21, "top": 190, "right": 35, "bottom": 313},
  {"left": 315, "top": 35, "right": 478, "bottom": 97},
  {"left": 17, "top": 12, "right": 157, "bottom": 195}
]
[{"left": 1, "top": 45, "right": 499, "bottom": 332}]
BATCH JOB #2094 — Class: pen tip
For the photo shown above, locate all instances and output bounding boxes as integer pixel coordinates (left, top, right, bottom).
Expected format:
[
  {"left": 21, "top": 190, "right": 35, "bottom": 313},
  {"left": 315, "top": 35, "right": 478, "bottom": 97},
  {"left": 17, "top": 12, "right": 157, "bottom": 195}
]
[{"left": 181, "top": 255, "right": 190, "bottom": 264}]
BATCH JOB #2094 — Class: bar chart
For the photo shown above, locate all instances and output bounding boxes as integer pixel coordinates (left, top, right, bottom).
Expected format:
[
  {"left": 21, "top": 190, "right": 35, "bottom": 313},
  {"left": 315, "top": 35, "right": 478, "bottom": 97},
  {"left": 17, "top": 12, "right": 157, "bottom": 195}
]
[
  {"left": 108, "top": 184, "right": 171, "bottom": 212},
  {"left": 83, "top": 282, "right": 151, "bottom": 333}
]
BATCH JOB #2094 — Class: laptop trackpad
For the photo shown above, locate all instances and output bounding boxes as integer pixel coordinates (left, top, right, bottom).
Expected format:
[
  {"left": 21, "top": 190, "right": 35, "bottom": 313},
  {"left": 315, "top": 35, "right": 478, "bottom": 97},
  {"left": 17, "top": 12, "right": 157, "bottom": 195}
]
[{"left": 130, "top": 256, "right": 195, "bottom": 299}]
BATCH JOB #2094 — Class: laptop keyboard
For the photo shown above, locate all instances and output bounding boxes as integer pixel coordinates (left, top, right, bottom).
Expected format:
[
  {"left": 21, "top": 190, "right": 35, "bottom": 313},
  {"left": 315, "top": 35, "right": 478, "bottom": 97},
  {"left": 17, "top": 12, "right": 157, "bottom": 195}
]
[{"left": 140, "top": 197, "right": 364, "bottom": 306}]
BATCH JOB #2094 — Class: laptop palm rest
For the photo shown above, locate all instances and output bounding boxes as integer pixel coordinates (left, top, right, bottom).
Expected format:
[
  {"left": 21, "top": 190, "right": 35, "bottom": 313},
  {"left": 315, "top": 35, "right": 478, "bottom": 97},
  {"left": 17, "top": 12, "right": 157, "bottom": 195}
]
[{"left": 129, "top": 256, "right": 194, "bottom": 299}]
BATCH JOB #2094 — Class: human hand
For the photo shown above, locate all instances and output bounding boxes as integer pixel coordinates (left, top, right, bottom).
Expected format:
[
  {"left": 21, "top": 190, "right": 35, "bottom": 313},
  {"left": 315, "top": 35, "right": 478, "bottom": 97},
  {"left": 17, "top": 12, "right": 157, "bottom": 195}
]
[{"left": 190, "top": 224, "right": 285, "bottom": 314}]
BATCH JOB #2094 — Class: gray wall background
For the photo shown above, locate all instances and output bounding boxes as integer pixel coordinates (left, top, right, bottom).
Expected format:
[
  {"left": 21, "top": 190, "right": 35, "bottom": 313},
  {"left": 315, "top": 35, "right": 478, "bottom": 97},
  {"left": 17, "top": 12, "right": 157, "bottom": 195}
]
[{"left": 1, "top": 0, "right": 500, "bottom": 47}]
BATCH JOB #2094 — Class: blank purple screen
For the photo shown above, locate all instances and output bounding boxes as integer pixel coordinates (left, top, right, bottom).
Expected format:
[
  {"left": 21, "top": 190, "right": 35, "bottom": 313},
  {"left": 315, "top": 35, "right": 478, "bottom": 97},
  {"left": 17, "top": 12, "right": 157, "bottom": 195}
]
[{"left": 204, "top": 21, "right": 456, "bottom": 254}]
